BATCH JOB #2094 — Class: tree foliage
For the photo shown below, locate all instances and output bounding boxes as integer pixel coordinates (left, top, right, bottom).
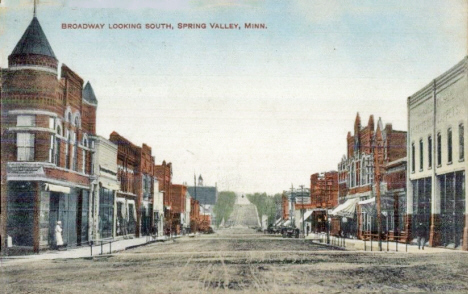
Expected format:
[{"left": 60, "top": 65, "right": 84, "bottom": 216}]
[
  {"left": 246, "top": 193, "right": 283, "bottom": 226},
  {"left": 213, "top": 191, "right": 237, "bottom": 227}
]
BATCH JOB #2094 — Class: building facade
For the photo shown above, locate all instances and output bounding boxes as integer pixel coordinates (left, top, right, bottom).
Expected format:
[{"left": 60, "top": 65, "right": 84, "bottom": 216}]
[
  {"left": 170, "top": 184, "right": 187, "bottom": 235},
  {"left": 155, "top": 161, "right": 172, "bottom": 235},
  {"left": 1, "top": 16, "right": 98, "bottom": 253},
  {"left": 110, "top": 132, "right": 139, "bottom": 237},
  {"left": 90, "top": 135, "right": 120, "bottom": 240},
  {"left": 309, "top": 172, "right": 339, "bottom": 234},
  {"left": 335, "top": 114, "right": 407, "bottom": 240},
  {"left": 407, "top": 56, "right": 467, "bottom": 250}
]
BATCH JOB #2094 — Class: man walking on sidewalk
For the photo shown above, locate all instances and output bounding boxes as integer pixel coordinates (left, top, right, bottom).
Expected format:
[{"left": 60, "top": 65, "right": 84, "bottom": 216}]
[{"left": 416, "top": 222, "right": 427, "bottom": 250}]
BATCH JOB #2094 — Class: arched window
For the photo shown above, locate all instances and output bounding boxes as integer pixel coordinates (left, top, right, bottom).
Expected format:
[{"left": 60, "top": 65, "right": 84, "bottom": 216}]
[
  {"left": 56, "top": 125, "right": 62, "bottom": 136},
  {"left": 73, "top": 112, "right": 81, "bottom": 127}
]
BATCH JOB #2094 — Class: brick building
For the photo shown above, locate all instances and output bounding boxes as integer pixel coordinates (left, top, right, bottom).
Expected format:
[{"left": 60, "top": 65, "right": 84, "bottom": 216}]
[
  {"left": 309, "top": 172, "right": 339, "bottom": 234},
  {"left": 154, "top": 161, "right": 172, "bottom": 235},
  {"left": 190, "top": 198, "right": 200, "bottom": 233},
  {"left": 109, "top": 132, "right": 155, "bottom": 238},
  {"left": 170, "top": 184, "right": 187, "bottom": 235},
  {"left": 1, "top": 15, "right": 97, "bottom": 253},
  {"left": 281, "top": 193, "right": 289, "bottom": 221},
  {"left": 334, "top": 113, "right": 407, "bottom": 239}
]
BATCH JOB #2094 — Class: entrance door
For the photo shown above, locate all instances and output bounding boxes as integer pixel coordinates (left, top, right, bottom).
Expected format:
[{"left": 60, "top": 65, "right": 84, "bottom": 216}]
[{"left": 441, "top": 172, "right": 466, "bottom": 247}]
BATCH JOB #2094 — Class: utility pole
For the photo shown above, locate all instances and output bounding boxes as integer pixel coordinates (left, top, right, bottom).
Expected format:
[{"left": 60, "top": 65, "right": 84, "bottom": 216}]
[
  {"left": 300, "top": 185, "right": 305, "bottom": 238},
  {"left": 375, "top": 144, "right": 383, "bottom": 251}
]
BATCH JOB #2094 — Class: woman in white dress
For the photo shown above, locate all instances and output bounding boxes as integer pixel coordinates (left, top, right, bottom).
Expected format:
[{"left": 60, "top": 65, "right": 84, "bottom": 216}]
[{"left": 55, "top": 221, "right": 63, "bottom": 249}]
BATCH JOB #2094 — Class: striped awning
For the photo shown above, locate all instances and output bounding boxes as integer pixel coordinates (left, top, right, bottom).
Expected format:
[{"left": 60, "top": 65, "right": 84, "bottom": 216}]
[{"left": 331, "top": 198, "right": 359, "bottom": 218}]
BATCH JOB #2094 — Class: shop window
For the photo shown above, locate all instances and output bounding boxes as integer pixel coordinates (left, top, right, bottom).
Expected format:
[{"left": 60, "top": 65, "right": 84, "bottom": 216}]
[
  {"left": 99, "top": 187, "right": 114, "bottom": 239},
  {"left": 460, "top": 124, "right": 464, "bottom": 161},
  {"left": 17, "top": 133, "right": 34, "bottom": 161},
  {"left": 437, "top": 132, "right": 442, "bottom": 166},
  {"left": 17, "top": 115, "right": 35, "bottom": 127},
  {"left": 428, "top": 136, "right": 432, "bottom": 168},
  {"left": 448, "top": 128, "right": 452, "bottom": 164}
]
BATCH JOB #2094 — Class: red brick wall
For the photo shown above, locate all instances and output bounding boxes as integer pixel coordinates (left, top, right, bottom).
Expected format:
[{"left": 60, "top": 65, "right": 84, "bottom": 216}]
[
  {"left": 310, "top": 171, "right": 339, "bottom": 209},
  {"left": 171, "top": 184, "right": 187, "bottom": 214}
]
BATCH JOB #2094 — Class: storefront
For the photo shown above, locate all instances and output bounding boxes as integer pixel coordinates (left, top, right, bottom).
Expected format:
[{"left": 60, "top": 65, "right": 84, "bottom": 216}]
[
  {"left": 99, "top": 186, "right": 114, "bottom": 239},
  {"left": 7, "top": 181, "right": 89, "bottom": 251},
  {"left": 439, "top": 171, "right": 465, "bottom": 247}
]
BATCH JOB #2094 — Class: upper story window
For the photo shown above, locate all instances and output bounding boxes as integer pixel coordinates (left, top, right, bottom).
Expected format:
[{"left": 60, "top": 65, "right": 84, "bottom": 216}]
[
  {"left": 437, "top": 132, "right": 442, "bottom": 166},
  {"left": 460, "top": 124, "right": 464, "bottom": 161},
  {"left": 447, "top": 128, "right": 452, "bottom": 164},
  {"left": 57, "top": 125, "right": 62, "bottom": 136},
  {"left": 49, "top": 117, "right": 55, "bottom": 129},
  {"left": 419, "top": 139, "right": 423, "bottom": 171},
  {"left": 17, "top": 115, "right": 35, "bottom": 127},
  {"left": 428, "top": 136, "right": 432, "bottom": 168},
  {"left": 17, "top": 133, "right": 34, "bottom": 161},
  {"left": 411, "top": 142, "right": 415, "bottom": 172},
  {"left": 67, "top": 112, "right": 72, "bottom": 123}
]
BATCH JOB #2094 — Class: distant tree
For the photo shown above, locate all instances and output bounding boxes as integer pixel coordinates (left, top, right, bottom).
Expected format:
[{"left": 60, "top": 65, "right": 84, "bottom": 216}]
[
  {"left": 213, "top": 191, "right": 236, "bottom": 227},
  {"left": 246, "top": 192, "right": 282, "bottom": 226}
]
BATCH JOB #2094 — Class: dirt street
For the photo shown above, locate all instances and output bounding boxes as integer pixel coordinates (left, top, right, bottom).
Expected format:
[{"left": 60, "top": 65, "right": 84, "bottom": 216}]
[{"left": 1, "top": 228, "right": 468, "bottom": 293}]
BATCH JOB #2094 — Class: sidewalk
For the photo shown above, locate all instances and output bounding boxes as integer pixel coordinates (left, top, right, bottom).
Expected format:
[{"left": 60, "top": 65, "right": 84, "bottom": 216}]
[
  {"left": 0, "top": 235, "right": 171, "bottom": 265},
  {"left": 305, "top": 232, "right": 468, "bottom": 253}
]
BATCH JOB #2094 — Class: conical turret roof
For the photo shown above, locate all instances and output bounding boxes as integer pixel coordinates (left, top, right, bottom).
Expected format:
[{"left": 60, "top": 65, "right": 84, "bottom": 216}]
[
  {"left": 11, "top": 17, "right": 56, "bottom": 59},
  {"left": 82, "top": 82, "right": 98, "bottom": 104}
]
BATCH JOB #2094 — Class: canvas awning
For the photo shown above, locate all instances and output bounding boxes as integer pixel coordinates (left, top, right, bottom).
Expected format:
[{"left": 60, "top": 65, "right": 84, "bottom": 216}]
[
  {"left": 331, "top": 198, "right": 359, "bottom": 218},
  {"left": 274, "top": 218, "right": 283, "bottom": 226},
  {"left": 359, "top": 197, "right": 376, "bottom": 214},
  {"left": 303, "top": 210, "right": 314, "bottom": 221},
  {"left": 45, "top": 183, "right": 70, "bottom": 194},
  {"left": 100, "top": 180, "right": 120, "bottom": 191},
  {"left": 283, "top": 220, "right": 291, "bottom": 226}
]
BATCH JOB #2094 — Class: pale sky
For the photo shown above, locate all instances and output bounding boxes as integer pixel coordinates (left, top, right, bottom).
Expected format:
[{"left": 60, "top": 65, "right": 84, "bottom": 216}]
[{"left": 1, "top": 0, "right": 467, "bottom": 194}]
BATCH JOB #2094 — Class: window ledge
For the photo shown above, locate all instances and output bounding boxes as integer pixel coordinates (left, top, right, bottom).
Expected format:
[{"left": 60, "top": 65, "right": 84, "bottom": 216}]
[
  {"left": 459, "top": 159, "right": 465, "bottom": 163},
  {"left": 447, "top": 161, "right": 453, "bottom": 165}
]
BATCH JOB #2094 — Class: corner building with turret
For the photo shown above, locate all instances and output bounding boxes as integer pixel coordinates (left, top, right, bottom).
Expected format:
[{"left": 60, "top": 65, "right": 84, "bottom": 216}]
[{"left": 1, "top": 16, "right": 98, "bottom": 253}]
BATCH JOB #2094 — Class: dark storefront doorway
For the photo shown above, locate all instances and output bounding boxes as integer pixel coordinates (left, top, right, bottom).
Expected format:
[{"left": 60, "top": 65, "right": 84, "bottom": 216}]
[
  {"left": 413, "top": 178, "right": 432, "bottom": 240},
  {"left": 7, "top": 182, "right": 36, "bottom": 247},
  {"left": 440, "top": 171, "right": 465, "bottom": 248},
  {"left": 49, "top": 188, "right": 89, "bottom": 247}
]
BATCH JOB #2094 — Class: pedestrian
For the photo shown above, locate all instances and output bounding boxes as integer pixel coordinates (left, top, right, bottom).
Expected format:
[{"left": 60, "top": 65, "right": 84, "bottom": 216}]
[
  {"left": 306, "top": 225, "right": 310, "bottom": 236},
  {"left": 417, "top": 222, "right": 427, "bottom": 250},
  {"left": 55, "top": 221, "right": 63, "bottom": 250}
]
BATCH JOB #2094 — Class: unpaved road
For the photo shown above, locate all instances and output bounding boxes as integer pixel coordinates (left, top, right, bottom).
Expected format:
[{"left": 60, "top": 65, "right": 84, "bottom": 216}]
[{"left": 1, "top": 228, "right": 468, "bottom": 293}]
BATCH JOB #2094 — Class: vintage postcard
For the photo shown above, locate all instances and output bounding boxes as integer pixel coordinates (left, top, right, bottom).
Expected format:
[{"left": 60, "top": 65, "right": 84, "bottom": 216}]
[{"left": 1, "top": 0, "right": 467, "bottom": 293}]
